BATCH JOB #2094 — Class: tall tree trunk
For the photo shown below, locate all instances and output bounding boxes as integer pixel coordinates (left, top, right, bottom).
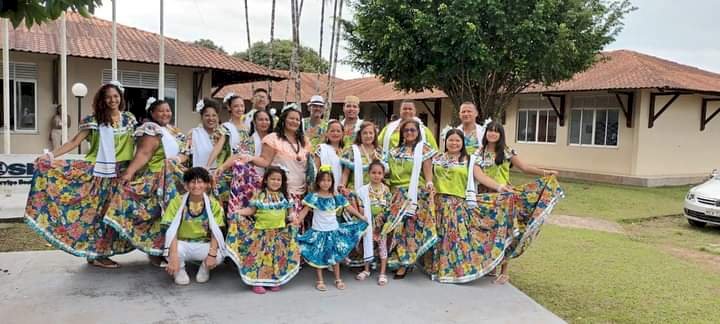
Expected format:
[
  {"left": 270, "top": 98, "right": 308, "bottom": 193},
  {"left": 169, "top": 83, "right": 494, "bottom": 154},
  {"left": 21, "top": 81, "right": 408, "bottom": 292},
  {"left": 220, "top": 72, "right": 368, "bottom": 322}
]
[
  {"left": 315, "top": 0, "right": 326, "bottom": 93},
  {"left": 325, "top": 0, "right": 343, "bottom": 122},
  {"left": 267, "top": 0, "right": 277, "bottom": 98},
  {"left": 244, "top": 0, "right": 254, "bottom": 92}
]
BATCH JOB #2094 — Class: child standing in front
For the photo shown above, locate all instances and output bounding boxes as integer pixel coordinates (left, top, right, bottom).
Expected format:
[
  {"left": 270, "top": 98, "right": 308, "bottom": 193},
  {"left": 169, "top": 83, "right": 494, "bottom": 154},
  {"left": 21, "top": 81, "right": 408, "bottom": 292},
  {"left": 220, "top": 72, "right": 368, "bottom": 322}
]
[
  {"left": 229, "top": 166, "right": 301, "bottom": 294},
  {"left": 354, "top": 160, "right": 393, "bottom": 286},
  {"left": 295, "top": 165, "right": 368, "bottom": 291},
  {"left": 162, "top": 167, "right": 226, "bottom": 285}
]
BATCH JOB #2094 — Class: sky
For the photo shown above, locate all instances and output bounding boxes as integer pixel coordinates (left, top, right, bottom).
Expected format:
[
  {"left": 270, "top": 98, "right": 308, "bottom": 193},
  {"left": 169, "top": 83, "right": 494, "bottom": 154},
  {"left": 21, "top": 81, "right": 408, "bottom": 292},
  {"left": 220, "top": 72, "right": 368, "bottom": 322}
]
[{"left": 94, "top": 0, "right": 720, "bottom": 80}]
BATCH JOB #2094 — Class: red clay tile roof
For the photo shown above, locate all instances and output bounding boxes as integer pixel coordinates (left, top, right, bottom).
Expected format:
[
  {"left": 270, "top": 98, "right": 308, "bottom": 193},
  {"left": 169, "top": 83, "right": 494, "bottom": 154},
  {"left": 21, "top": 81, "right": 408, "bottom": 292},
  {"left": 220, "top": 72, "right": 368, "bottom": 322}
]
[
  {"left": 4, "top": 12, "right": 282, "bottom": 79},
  {"left": 525, "top": 50, "right": 720, "bottom": 94},
  {"left": 217, "top": 49, "right": 720, "bottom": 103},
  {"left": 215, "top": 70, "right": 343, "bottom": 103}
]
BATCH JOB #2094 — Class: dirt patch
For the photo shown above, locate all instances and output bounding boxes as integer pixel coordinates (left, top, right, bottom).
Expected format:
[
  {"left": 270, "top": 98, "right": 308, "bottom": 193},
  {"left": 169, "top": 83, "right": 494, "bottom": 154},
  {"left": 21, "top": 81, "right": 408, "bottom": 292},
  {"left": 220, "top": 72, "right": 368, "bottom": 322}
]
[
  {"left": 663, "top": 245, "right": 720, "bottom": 272},
  {"left": 547, "top": 214, "right": 625, "bottom": 234}
]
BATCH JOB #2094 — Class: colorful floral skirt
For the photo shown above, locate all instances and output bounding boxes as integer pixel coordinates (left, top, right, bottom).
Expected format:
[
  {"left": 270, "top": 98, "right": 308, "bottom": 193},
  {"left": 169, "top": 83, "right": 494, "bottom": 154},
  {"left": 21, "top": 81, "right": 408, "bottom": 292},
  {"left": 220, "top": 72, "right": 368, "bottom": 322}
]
[
  {"left": 297, "top": 220, "right": 369, "bottom": 268},
  {"left": 24, "top": 159, "right": 133, "bottom": 259},
  {"left": 225, "top": 217, "right": 301, "bottom": 287},
  {"left": 345, "top": 196, "right": 390, "bottom": 267},
  {"left": 384, "top": 188, "right": 438, "bottom": 270},
  {"left": 227, "top": 162, "right": 262, "bottom": 213},
  {"left": 103, "top": 160, "right": 184, "bottom": 255},
  {"left": 418, "top": 194, "right": 514, "bottom": 283},
  {"left": 502, "top": 176, "right": 564, "bottom": 258},
  {"left": 419, "top": 176, "right": 564, "bottom": 283}
]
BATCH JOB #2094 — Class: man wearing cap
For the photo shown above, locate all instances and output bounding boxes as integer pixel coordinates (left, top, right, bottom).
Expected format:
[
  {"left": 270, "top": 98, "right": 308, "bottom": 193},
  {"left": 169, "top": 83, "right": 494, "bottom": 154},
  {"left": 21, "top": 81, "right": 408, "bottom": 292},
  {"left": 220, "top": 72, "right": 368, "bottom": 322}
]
[
  {"left": 378, "top": 100, "right": 438, "bottom": 158},
  {"left": 340, "top": 95, "right": 364, "bottom": 146},
  {"left": 302, "top": 95, "right": 329, "bottom": 151}
]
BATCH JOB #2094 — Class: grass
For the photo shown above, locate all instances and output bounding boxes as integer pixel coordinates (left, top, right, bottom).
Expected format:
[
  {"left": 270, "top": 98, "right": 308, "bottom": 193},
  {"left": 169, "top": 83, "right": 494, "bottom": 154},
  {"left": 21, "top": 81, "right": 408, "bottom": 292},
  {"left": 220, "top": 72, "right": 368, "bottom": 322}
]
[
  {"left": 0, "top": 222, "right": 55, "bottom": 253},
  {"left": 511, "top": 172, "right": 692, "bottom": 221},
  {"left": 624, "top": 215, "right": 720, "bottom": 255},
  {"left": 511, "top": 225, "right": 720, "bottom": 324}
]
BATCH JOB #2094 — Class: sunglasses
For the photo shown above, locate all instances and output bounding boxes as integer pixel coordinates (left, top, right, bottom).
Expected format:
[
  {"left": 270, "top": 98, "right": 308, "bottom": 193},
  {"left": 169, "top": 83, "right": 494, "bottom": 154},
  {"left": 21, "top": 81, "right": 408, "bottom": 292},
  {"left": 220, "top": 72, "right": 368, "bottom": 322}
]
[{"left": 402, "top": 128, "right": 418, "bottom": 133}]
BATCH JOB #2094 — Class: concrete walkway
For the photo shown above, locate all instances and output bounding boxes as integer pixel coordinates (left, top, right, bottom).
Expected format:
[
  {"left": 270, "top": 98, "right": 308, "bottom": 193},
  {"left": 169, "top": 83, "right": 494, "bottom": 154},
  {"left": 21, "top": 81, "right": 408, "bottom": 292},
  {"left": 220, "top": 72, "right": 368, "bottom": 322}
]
[{"left": 0, "top": 251, "right": 564, "bottom": 324}]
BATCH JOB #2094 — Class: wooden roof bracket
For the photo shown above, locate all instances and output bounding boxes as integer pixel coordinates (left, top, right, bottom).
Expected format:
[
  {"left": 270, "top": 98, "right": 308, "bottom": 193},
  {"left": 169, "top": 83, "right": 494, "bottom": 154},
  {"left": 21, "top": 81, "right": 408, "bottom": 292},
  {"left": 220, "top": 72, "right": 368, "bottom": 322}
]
[
  {"left": 701, "top": 98, "right": 720, "bottom": 131},
  {"left": 192, "top": 69, "right": 210, "bottom": 106},
  {"left": 610, "top": 91, "right": 634, "bottom": 128},
  {"left": 542, "top": 94, "right": 566, "bottom": 126},
  {"left": 648, "top": 92, "right": 683, "bottom": 128},
  {"left": 420, "top": 100, "right": 438, "bottom": 122},
  {"left": 375, "top": 102, "right": 391, "bottom": 119}
]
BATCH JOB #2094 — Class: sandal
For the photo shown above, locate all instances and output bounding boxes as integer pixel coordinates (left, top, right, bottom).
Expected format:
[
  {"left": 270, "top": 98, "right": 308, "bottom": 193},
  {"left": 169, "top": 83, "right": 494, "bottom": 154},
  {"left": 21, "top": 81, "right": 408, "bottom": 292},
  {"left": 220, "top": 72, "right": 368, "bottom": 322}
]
[
  {"left": 393, "top": 268, "right": 407, "bottom": 280},
  {"left": 493, "top": 273, "right": 510, "bottom": 285},
  {"left": 315, "top": 281, "right": 327, "bottom": 292},
  {"left": 88, "top": 258, "right": 120, "bottom": 269},
  {"left": 252, "top": 286, "right": 267, "bottom": 294},
  {"left": 377, "top": 274, "right": 388, "bottom": 286},
  {"left": 335, "top": 279, "right": 346, "bottom": 290},
  {"left": 355, "top": 270, "right": 371, "bottom": 281}
]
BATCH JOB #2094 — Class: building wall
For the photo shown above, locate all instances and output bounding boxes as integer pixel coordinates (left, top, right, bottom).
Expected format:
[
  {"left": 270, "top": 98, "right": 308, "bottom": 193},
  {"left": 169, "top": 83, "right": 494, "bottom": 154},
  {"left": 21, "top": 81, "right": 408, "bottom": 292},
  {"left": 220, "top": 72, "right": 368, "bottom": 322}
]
[
  {"left": 633, "top": 90, "right": 720, "bottom": 177},
  {"left": 0, "top": 52, "right": 212, "bottom": 154},
  {"left": 504, "top": 92, "right": 637, "bottom": 175}
]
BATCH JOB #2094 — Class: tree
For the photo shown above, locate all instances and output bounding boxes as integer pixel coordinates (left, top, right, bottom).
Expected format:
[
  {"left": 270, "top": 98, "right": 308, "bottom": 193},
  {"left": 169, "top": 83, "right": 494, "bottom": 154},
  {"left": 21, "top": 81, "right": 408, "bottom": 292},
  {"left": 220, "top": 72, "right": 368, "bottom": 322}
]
[
  {"left": 234, "top": 39, "right": 330, "bottom": 74},
  {"left": 193, "top": 38, "right": 227, "bottom": 54},
  {"left": 345, "top": 0, "right": 634, "bottom": 119},
  {"left": 0, "top": 0, "right": 101, "bottom": 28}
]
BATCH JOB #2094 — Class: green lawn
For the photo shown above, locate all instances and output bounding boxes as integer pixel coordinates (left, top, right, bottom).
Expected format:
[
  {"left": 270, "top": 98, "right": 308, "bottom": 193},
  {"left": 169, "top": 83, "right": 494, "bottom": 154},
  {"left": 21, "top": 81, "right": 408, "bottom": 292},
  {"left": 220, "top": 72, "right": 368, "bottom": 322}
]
[
  {"left": 511, "top": 225, "right": 720, "bottom": 324},
  {"left": 512, "top": 172, "right": 692, "bottom": 221}
]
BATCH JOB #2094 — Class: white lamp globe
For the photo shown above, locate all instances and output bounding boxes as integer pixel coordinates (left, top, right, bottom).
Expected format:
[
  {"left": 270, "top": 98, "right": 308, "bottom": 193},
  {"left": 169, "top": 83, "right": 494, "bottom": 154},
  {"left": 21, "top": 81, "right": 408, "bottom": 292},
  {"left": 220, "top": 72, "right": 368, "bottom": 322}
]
[{"left": 71, "top": 83, "right": 88, "bottom": 97}]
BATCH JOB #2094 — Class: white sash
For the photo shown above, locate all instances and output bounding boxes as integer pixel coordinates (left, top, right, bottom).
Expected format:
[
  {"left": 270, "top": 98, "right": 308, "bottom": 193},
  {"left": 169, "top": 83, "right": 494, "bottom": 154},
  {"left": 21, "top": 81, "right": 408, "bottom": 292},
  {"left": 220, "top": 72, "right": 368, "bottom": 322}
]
[
  {"left": 93, "top": 125, "right": 117, "bottom": 178},
  {"left": 163, "top": 193, "right": 227, "bottom": 258},
  {"left": 243, "top": 109, "right": 256, "bottom": 129},
  {"left": 341, "top": 118, "right": 364, "bottom": 137},
  {"left": 356, "top": 184, "right": 374, "bottom": 262},
  {"left": 252, "top": 132, "right": 262, "bottom": 157},
  {"left": 222, "top": 121, "right": 241, "bottom": 151},
  {"left": 466, "top": 154, "right": 478, "bottom": 208},
  {"left": 407, "top": 142, "right": 425, "bottom": 204},
  {"left": 160, "top": 126, "right": 180, "bottom": 159},
  {"left": 318, "top": 144, "right": 342, "bottom": 193},
  {"left": 191, "top": 127, "right": 215, "bottom": 168}
]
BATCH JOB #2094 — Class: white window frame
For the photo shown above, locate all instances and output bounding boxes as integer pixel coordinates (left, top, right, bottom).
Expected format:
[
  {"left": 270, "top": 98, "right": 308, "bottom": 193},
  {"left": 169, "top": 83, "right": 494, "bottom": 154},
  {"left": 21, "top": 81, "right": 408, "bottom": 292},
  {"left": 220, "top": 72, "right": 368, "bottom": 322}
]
[
  {"left": 102, "top": 69, "right": 179, "bottom": 125},
  {"left": 516, "top": 108, "right": 558, "bottom": 145},
  {"left": 569, "top": 108, "right": 620, "bottom": 149},
  {"left": 12, "top": 78, "right": 39, "bottom": 133}
]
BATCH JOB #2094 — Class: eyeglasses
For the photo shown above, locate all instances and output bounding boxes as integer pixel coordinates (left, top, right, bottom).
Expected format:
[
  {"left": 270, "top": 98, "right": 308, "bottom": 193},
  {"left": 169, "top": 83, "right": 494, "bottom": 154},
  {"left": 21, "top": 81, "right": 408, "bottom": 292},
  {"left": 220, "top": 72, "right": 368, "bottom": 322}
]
[{"left": 402, "top": 128, "right": 418, "bottom": 133}]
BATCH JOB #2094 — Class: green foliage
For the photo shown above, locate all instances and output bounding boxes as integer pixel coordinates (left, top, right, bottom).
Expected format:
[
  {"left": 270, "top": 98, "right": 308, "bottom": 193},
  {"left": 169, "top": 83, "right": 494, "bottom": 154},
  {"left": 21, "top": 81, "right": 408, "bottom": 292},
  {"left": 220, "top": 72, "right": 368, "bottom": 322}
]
[
  {"left": 234, "top": 39, "right": 330, "bottom": 74},
  {"left": 193, "top": 38, "right": 227, "bottom": 54},
  {"left": 0, "top": 0, "right": 101, "bottom": 28},
  {"left": 345, "top": 0, "right": 635, "bottom": 119}
]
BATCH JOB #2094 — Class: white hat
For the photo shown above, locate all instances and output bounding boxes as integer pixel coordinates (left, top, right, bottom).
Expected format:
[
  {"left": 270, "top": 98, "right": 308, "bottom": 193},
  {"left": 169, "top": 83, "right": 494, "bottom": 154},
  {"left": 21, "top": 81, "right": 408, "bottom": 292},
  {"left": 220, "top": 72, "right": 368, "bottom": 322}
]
[{"left": 309, "top": 95, "right": 325, "bottom": 106}]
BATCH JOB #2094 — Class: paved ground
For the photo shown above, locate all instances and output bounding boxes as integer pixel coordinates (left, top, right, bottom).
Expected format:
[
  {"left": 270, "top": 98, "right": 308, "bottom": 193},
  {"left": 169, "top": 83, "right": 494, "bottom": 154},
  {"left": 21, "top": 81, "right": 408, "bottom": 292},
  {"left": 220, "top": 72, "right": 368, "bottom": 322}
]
[{"left": 0, "top": 251, "right": 565, "bottom": 324}]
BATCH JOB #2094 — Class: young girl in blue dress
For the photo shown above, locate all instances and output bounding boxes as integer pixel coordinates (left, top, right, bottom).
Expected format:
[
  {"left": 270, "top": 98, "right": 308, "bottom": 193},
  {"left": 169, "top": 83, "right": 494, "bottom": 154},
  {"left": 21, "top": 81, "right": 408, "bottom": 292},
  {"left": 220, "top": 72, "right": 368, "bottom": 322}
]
[{"left": 294, "top": 165, "right": 368, "bottom": 291}]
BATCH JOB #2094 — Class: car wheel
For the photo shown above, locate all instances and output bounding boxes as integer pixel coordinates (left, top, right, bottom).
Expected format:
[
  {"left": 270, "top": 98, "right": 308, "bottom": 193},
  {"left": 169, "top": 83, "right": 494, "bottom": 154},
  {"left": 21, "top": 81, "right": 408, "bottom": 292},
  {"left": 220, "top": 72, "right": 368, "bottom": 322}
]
[{"left": 687, "top": 218, "right": 706, "bottom": 228}]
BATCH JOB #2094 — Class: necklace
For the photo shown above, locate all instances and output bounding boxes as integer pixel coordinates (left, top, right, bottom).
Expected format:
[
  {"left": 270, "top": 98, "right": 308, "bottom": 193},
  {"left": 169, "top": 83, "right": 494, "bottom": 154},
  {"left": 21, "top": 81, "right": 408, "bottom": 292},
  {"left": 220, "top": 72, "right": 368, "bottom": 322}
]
[
  {"left": 360, "top": 144, "right": 375, "bottom": 161},
  {"left": 288, "top": 136, "right": 302, "bottom": 161},
  {"left": 187, "top": 200, "right": 204, "bottom": 216},
  {"left": 369, "top": 183, "right": 387, "bottom": 197}
]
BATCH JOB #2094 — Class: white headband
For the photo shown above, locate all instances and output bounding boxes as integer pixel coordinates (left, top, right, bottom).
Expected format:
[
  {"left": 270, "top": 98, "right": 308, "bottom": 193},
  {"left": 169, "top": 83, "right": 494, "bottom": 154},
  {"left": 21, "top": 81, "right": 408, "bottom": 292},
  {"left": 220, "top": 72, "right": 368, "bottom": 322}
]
[
  {"left": 108, "top": 80, "right": 124, "bottom": 93},
  {"left": 223, "top": 92, "right": 237, "bottom": 103},
  {"left": 195, "top": 99, "right": 205, "bottom": 113},
  {"left": 145, "top": 97, "right": 157, "bottom": 112}
]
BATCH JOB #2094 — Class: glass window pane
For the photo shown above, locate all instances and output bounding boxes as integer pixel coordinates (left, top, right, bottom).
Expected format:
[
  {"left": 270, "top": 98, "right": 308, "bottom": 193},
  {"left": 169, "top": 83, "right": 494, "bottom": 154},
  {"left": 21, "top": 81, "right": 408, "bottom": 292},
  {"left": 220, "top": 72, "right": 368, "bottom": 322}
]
[
  {"left": 547, "top": 113, "right": 557, "bottom": 143},
  {"left": 581, "top": 109, "right": 593, "bottom": 145},
  {"left": 569, "top": 110, "right": 581, "bottom": 144},
  {"left": 594, "top": 109, "right": 607, "bottom": 145},
  {"left": 527, "top": 110, "right": 537, "bottom": 142},
  {"left": 538, "top": 110, "right": 548, "bottom": 142},
  {"left": 607, "top": 110, "right": 619, "bottom": 146},
  {"left": 16, "top": 81, "right": 36, "bottom": 130},
  {"left": 517, "top": 110, "right": 527, "bottom": 142}
]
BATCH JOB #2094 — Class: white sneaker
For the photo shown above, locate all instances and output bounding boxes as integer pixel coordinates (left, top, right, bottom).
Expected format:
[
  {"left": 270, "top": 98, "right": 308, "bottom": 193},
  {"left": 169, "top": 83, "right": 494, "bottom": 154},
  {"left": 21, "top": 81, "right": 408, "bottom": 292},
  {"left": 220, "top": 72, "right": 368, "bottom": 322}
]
[
  {"left": 196, "top": 262, "right": 210, "bottom": 283},
  {"left": 174, "top": 269, "right": 190, "bottom": 285}
]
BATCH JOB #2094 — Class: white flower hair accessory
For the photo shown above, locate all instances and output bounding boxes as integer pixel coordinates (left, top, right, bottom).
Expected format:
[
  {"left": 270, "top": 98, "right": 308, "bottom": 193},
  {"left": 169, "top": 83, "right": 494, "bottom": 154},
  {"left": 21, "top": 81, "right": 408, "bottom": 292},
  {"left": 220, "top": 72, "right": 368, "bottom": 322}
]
[
  {"left": 108, "top": 80, "right": 125, "bottom": 93},
  {"left": 145, "top": 97, "right": 157, "bottom": 112},
  {"left": 269, "top": 108, "right": 277, "bottom": 116},
  {"left": 195, "top": 99, "right": 205, "bottom": 113},
  {"left": 281, "top": 103, "right": 299, "bottom": 114},
  {"left": 223, "top": 92, "right": 237, "bottom": 104},
  {"left": 483, "top": 118, "right": 492, "bottom": 127}
]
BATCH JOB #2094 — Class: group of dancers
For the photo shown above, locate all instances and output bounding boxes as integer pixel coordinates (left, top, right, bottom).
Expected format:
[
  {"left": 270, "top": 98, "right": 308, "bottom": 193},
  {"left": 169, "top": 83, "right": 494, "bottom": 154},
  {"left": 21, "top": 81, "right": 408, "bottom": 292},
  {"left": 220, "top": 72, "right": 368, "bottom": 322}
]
[{"left": 24, "top": 81, "right": 564, "bottom": 294}]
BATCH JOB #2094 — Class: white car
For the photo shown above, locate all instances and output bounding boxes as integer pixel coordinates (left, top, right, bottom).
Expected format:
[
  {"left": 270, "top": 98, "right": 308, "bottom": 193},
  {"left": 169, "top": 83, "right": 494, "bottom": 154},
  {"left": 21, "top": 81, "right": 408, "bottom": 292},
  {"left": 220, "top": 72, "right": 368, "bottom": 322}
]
[{"left": 684, "top": 169, "right": 720, "bottom": 227}]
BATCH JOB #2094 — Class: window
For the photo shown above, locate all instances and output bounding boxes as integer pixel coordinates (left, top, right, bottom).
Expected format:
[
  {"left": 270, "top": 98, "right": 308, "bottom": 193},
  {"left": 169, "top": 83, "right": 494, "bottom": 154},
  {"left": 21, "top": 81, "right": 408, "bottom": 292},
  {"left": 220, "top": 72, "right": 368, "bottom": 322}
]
[
  {"left": 516, "top": 96, "right": 557, "bottom": 143},
  {"left": 569, "top": 95, "right": 620, "bottom": 147},
  {"left": 0, "top": 79, "right": 38, "bottom": 132},
  {"left": 103, "top": 70, "right": 178, "bottom": 125}
]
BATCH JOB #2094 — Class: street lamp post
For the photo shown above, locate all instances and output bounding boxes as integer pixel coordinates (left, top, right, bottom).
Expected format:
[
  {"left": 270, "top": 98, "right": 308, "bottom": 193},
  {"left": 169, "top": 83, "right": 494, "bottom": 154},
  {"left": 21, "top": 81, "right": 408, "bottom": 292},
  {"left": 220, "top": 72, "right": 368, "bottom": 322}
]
[{"left": 71, "top": 83, "right": 88, "bottom": 154}]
